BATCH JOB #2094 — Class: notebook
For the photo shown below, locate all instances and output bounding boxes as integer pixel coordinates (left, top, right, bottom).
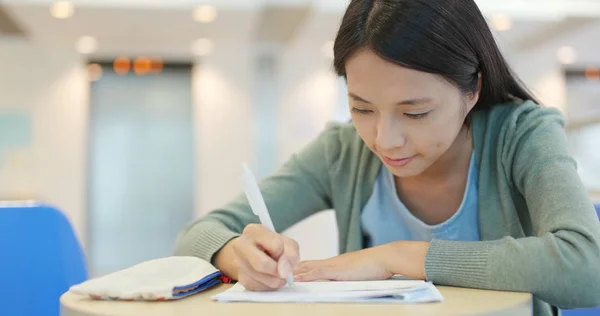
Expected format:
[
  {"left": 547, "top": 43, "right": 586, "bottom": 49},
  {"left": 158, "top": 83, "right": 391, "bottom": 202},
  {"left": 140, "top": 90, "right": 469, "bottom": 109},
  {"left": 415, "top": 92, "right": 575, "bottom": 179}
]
[
  {"left": 212, "top": 279, "right": 444, "bottom": 304},
  {"left": 69, "top": 256, "right": 229, "bottom": 301},
  {"left": 69, "top": 256, "right": 444, "bottom": 304}
]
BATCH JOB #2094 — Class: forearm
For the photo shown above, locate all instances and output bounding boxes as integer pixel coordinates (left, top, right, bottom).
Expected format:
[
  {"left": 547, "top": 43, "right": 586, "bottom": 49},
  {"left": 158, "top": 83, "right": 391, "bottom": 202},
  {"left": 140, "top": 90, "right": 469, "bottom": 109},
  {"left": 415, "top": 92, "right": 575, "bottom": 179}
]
[
  {"left": 424, "top": 234, "right": 600, "bottom": 309},
  {"left": 173, "top": 219, "right": 240, "bottom": 262}
]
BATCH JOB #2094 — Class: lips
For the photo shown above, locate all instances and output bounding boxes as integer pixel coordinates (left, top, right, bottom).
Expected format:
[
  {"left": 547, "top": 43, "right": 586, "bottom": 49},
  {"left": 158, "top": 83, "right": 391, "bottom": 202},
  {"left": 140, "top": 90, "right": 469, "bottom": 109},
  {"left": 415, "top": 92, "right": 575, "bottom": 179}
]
[{"left": 382, "top": 155, "right": 416, "bottom": 167}]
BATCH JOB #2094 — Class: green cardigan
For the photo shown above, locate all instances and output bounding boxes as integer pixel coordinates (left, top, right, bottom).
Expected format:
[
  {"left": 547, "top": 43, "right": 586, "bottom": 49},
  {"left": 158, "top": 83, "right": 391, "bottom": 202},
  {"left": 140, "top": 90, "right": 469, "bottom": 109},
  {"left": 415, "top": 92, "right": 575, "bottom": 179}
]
[{"left": 174, "top": 101, "right": 600, "bottom": 316}]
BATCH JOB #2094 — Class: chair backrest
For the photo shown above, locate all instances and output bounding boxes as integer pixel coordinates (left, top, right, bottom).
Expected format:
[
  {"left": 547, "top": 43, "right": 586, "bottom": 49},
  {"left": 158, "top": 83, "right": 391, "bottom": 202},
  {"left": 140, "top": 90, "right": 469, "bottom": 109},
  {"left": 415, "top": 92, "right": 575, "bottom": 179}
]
[{"left": 0, "top": 203, "right": 87, "bottom": 316}]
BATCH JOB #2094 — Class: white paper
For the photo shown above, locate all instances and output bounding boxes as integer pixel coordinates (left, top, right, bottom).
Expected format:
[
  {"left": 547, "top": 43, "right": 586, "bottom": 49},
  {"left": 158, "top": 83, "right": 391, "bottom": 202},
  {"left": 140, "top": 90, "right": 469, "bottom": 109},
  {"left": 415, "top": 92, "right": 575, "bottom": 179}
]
[{"left": 212, "top": 280, "right": 444, "bottom": 304}]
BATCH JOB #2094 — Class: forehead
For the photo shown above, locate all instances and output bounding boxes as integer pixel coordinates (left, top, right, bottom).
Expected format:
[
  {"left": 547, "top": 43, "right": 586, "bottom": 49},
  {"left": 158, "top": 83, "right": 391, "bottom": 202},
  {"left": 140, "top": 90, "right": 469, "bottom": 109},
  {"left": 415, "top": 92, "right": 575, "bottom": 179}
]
[{"left": 345, "top": 49, "right": 455, "bottom": 98}]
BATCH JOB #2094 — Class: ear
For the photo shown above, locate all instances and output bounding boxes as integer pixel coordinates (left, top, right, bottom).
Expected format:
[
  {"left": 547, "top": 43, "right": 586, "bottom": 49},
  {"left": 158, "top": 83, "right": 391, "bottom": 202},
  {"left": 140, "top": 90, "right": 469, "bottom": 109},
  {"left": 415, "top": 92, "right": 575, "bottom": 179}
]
[{"left": 467, "top": 72, "right": 482, "bottom": 111}]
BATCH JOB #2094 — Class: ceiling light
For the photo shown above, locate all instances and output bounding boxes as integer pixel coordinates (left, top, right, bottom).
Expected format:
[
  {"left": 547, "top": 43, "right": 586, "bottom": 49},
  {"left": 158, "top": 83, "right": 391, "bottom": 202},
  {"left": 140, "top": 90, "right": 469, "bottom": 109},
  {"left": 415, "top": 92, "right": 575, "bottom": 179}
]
[
  {"left": 557, "top": 46, "right": 577, "bottom": 65},
  {"left": 491, "top": 14, "right": 512, "bottom": 31},
  {"left": 193, "top": 5, "right": 218, "bottom": 23},
  {"left": 192, "top": 38, "right": 214, "bottom": 56},
  {"left": 50, "top": 1, "right": 74, "bottom": 19},
  {"left": 76, "top": 36, "right": 98, "bottom": 55}
]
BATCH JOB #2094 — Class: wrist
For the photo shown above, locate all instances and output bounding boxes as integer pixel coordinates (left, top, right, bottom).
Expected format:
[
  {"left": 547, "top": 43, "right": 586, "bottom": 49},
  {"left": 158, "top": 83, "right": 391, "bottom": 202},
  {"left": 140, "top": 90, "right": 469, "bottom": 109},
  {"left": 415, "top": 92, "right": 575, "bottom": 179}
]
[
  {"left": 213, "top": 238, "right": 239, "bottom": 280},
  {"left": 383, "top": 241, "right": 429, "bottom": 280}
]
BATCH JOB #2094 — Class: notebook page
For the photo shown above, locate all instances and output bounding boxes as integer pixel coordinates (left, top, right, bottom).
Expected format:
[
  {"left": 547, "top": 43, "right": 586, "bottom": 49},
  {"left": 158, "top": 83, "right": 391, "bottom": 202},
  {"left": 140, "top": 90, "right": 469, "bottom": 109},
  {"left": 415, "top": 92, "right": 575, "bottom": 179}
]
[{"left": 212, "top": 280, "right": 444, "bottom": 303}]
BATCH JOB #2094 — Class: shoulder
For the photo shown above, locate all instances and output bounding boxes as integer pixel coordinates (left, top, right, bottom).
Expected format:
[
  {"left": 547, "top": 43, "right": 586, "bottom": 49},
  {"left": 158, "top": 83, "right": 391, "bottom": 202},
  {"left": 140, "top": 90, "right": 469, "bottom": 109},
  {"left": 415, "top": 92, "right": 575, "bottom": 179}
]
[
  {"left": 474, "top": 100, "right": 567, "bottom": 150},
  {"left": 473, "top": 100, "right": 570, "bottom": 179},
  {"left": 493, "top": 100, "right": 565, "bottom": 132}
]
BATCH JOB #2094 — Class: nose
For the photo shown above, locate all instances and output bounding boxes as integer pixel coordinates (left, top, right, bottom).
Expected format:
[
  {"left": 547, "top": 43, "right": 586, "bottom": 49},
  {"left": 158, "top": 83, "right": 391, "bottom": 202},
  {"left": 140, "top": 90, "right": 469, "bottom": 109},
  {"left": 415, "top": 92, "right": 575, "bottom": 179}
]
[{"left": 376, "top": 115, "right": 406, "bottom": 152}]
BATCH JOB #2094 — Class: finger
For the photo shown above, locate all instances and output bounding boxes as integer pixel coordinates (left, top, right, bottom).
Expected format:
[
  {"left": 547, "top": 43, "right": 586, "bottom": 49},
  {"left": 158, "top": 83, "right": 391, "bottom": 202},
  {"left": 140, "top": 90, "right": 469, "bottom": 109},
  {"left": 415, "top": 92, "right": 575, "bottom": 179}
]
[
  {"left": 255, "top": 234, "right": 285, "bottom": 259},
  {"left": 234, "top": 237, "right": 279, "bottom": 277},
  {"left": 244, "top": 224, "right": 285, "bottom": 259},
  {"left": 294, "top": 267, "right": 333, "bottom": 282},
  {"left": 293, "top": 260, "right": 339, "bottom": 282},
  {"left": 238, "top": 272, "right": 277, "bottom": 292},
  {"left": 293, "top": 260, "right": 316, "bottom": 275},
  {"left": 239, "top": 266, "right": 286, "bottom": 291},
  {"left": 282, "top": 238, "right": 300, "bottom": 264},
  {"left": 278, "top": 238, "right": 301, "bottom": 278}
]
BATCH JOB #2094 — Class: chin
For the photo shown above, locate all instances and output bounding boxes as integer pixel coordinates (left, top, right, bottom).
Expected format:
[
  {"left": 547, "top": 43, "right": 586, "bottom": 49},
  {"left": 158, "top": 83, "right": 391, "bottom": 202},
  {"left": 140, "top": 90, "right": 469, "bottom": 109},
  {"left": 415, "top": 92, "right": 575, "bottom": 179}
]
[{"left": 385, "top": 165, "right": 425, "bottom": 178}]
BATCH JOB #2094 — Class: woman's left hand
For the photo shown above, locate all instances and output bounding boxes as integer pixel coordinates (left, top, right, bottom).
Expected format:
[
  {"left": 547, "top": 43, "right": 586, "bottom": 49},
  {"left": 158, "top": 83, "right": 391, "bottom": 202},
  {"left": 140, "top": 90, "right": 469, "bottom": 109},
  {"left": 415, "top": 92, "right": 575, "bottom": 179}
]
[{"left": 293, "top": 241, "right": 429, "bottom": 282}]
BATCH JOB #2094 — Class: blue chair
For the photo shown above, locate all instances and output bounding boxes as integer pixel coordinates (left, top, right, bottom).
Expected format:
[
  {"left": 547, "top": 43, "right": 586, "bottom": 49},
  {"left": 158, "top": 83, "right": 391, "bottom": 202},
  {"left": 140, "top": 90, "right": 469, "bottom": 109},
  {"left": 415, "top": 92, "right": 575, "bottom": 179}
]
[
  {"left": 0, "top": 203, "right": 88, "bottom": 316},
  {"left": 561, "top": 203, "right": 600, "bottom": 316}
]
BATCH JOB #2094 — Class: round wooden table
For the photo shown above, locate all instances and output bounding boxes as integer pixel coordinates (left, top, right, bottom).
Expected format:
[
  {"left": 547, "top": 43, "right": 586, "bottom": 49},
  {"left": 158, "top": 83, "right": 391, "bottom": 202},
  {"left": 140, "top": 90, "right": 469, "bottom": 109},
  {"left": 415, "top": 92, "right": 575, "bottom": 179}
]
[{"left": 61, "top": 284, "right": 532, "bottom": 316}]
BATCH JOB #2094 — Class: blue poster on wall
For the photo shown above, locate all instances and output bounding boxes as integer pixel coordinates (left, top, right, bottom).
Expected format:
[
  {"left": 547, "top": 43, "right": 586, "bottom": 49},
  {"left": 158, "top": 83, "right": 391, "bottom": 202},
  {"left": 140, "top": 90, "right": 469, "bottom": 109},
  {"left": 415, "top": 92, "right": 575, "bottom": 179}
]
[{"left": 0, "top": 112, "right": 32, "bottom": 167}]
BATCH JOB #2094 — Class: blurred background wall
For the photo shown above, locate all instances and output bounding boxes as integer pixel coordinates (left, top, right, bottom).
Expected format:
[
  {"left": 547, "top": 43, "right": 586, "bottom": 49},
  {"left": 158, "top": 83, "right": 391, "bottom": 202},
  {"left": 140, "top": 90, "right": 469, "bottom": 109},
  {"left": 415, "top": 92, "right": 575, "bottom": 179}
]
[{"left": 0, "top": 0, "right": 598, "bottom": 277}]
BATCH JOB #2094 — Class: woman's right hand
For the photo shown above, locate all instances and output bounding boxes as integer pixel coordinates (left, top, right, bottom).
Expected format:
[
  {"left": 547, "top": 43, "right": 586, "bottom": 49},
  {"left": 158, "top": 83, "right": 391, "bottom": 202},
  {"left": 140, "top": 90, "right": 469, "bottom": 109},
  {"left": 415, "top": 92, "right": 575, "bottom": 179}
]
[{"left": 214, "top": 224, "right": 300, "bottom": 291}]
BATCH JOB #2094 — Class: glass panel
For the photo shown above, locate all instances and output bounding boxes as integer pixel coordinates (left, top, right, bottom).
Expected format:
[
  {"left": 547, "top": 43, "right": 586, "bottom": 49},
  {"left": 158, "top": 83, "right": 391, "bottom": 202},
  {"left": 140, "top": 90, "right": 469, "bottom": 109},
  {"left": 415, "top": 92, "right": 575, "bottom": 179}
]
[{"left": 88, "top": 66, "right": 195, "bottom": 277}]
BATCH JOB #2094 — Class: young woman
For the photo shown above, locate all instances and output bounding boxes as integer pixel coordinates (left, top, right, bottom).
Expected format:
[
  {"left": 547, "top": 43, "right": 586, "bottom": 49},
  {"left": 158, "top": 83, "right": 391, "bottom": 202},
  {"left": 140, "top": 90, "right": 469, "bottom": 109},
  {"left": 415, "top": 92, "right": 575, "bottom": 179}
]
[{"left": 174, "top": 1, "right": 600, "bottom": 315}]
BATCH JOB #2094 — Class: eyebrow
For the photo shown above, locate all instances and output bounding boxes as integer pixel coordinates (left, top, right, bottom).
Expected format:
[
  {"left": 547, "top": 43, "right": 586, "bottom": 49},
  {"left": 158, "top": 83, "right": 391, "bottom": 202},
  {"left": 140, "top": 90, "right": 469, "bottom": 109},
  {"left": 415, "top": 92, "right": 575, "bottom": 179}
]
[{"left": 348, "top": 92, "right": 432, "bottom": 106}]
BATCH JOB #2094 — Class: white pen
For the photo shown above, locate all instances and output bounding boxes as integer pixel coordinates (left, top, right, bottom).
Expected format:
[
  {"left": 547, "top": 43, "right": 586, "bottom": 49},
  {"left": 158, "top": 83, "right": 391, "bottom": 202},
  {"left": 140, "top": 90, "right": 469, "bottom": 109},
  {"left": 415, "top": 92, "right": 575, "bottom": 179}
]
[{"left": 242, "top": 163, "right": 295, "bottom": 287}]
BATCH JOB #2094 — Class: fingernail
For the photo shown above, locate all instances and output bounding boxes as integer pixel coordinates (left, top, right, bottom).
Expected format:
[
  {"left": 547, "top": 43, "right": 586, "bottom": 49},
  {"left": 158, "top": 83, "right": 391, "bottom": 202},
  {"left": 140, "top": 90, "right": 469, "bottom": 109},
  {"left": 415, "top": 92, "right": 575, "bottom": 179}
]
[{"left": 279, "top": 262, "right": 291, "bottom": 278}]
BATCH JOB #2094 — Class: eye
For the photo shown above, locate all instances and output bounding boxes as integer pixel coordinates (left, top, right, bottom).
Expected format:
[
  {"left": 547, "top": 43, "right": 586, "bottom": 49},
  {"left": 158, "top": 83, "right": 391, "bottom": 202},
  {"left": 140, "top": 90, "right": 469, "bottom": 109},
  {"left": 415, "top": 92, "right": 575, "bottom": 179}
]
[
  {"left": 351, "top": 108, "right": 373, "bottom": 115},
  {"left": 404, "top": 112, "right": 430, "bottom": 120}
]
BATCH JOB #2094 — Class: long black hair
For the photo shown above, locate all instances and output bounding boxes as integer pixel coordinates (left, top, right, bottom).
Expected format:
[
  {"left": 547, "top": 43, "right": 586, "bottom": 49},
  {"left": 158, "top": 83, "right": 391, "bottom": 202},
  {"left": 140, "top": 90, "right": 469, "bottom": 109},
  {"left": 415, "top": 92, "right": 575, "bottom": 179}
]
[{"left": 334, "top": 0, "right": 539, "bottom": 113}]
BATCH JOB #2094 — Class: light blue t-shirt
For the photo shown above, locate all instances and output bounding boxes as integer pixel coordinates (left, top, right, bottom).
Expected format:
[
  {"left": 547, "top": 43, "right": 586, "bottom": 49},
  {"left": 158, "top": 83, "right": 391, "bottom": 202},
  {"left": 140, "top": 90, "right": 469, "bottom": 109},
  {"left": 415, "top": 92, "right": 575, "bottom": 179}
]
[{"left": 361, "top": 154, "right": 480, "bottom": 247}]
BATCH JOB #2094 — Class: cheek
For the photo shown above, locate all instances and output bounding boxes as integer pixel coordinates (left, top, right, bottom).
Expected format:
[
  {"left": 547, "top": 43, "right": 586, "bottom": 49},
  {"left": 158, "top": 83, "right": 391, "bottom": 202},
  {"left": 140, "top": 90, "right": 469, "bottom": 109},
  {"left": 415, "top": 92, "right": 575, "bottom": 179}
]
[
  {"left": 433, "top": 139, "right": 451, "bottom": 154},
  {"left": 410, "top": 132, "right": 447, "bottom": 155},
  {"left": 413, "top": 120, "right": 459, "bottom": 156},
  {"left": 422, "top": 136, "right": 454, "bottom": 159},
  {"left": 352, "top": 118, "right": 377, "bottom": 149}
]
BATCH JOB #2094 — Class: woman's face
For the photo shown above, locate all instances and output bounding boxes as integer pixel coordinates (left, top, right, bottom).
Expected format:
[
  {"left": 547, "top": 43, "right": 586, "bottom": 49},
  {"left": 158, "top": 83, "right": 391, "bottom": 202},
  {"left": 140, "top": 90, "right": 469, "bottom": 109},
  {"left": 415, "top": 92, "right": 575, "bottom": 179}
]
[{"left": 346, "top": 49, "right": 479, "bottom": 178}]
